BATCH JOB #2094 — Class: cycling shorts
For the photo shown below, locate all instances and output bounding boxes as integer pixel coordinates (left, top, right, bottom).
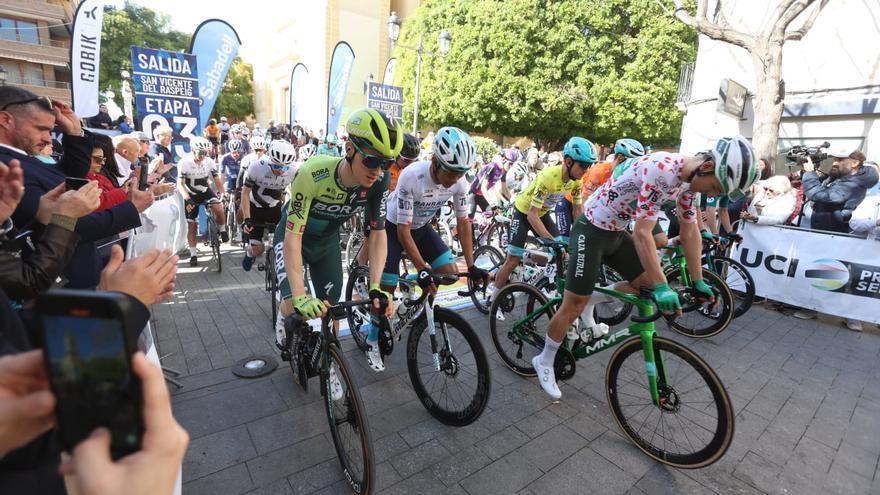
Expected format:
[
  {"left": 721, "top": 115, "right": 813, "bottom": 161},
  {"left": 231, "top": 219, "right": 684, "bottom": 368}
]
[
  {"left": 381, "top": 221, "right": 454, "bottom": 287},
  {"left": 565, "top": 216, "right": 644, "bottom": 296},
  {"left": 245, "top": 205, "right": 282, "bottom": 244},
  {"left": 507, "top": 209, "right": 558, "bottom": 257},
  {"left": 274, "top": 217, "right": 343, "bottom": 304},
  {"left": 554, "top": 197, "right": 573, "bottom": 239},
  {"left": 224, "top": 177, "right": 238, "bottom": 193},
  {"left": 185, "top": 192, "right": 219, "bottom": 222}
]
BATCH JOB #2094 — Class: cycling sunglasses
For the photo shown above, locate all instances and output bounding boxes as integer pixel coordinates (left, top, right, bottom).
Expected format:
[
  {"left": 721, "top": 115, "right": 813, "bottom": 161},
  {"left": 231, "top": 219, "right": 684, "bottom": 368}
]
[
  {"left": 573, "top": 160, "right": 594, "bottom": 169},
  {"left": 269, "top": 162, "right": 289, "bottom": 172},
  {"left": 351, "top": 139, "right": 393, "bottom": 170},
  {"left": 1, "top": 96, "right": 54, "bottom": 112}
]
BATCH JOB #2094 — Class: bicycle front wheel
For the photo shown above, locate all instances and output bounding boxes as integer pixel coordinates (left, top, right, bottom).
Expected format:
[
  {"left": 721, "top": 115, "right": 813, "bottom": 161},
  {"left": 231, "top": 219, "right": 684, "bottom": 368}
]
[
  {"left": 486, "top": 222, "right": 508, "bottom": 250},
  {"left": 325, "top": 343, "right": 374, "bottom": 494},
  {"left": 343, "top": 264, "right": 371, "bottom": 351},
  {"left": 469, "top": 245, "right": 504, "bottom": 314},
  {"left": 664, "top": 268, "right": 734, "bottom": 338},
  {"left": 606, "top": 336, "right": 734, "bottom": 468},
  {"left": 344, "top": 231, "right": 365, "bottom": 271},
  {"left": 407, "top": 308, "right": 491, "bottom": 426},
  {"left": 488, "top": 283, "right": 551, "bottom": 376},
  {"left": 707, "top": 255, "right": 755, "bottom": 319},
  {"left": 209, "top": 219, "right": 222, "bottom": 273}
]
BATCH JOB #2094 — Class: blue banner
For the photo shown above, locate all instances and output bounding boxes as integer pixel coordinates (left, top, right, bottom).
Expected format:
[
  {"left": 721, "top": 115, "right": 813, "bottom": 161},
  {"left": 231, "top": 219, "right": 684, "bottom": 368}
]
[
  {"left": 189, "top": 19, "right": 241, "bottom": 134},
  {"left": 289, "top": 63, "right": 308, "bottom": 126},
  {"left": 131, "top": 46, "right": 200, "bottom": 161},
  {"left": 326, "top": 41, "right": 355, "bottom": 136}
]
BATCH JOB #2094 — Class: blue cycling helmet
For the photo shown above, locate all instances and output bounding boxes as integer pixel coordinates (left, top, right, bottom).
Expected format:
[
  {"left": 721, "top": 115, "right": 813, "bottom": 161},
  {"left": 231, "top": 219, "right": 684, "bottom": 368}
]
[
  {"left": 614, "top": 138, "right": 645, "bottom": 159},
  {"left": 563, "top": 137, "right": 597, "bottom": 164},
  {"left": 432, "top": 127, "right": 477, "bottom": 173},
  {"left": 326, "top": 134, "right": 338, "bottom": 145}
]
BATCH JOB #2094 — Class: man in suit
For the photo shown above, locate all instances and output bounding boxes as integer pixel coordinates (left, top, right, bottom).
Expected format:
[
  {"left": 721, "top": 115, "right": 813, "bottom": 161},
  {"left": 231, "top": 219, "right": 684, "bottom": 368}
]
[{"left": 0, "top": 85, "right": 154, "bottom": 289}]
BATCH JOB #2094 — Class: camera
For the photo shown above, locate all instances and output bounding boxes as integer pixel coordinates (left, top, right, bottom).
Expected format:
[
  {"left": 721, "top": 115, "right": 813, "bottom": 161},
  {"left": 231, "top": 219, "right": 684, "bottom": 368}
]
[{"left": 786, "top": 141, "right": 830, "bottom": 166}]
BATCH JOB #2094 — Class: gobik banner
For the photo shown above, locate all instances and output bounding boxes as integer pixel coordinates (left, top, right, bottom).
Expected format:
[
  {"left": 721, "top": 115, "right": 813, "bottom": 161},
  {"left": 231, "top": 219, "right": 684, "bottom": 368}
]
[
  {"left": 130, "top": 46, "right": 200, "bottom": 161},
  {"left": 731, "top": 223, "right": 880, "bottom": 324},
  {"left": 189, "top": 19, "right": 241, "bottom": 135},
  {"left": 70, "top": 0, "right": 105, "bottom": 116}
]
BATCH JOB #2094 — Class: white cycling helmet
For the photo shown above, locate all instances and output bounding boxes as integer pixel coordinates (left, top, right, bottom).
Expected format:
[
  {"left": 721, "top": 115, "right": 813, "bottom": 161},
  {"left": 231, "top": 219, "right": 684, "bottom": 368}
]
[
  {"left": 190, "top": 136, "right": 212, "bottom": 152},
  {"left": 298, "top": 143, "right": 316, "bottom": 160},
  {"left": 268, "top": 139, "right": 296, "bottom": 166},
  {"left": 708, "top": 135, "right": 758, "bottom": 200},
  {"left": 230, "top": 123, "right": 242, "bottom": 134},
  {"left": 249, "top": 136, "right": 266, "bottom": 150},
  {"left": 432, "top": 127, "right": 477, "bottom": 173},
  {"left": 227, "top": 139, "right": 243, "bottom": 153}
]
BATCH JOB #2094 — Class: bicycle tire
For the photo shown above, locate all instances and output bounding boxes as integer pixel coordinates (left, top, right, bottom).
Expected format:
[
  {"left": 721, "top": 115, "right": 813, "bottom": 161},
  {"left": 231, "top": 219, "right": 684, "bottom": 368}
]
[
  {"left": 663, "top": 268, "right": 734, "bottom": 338},
  {"left": 325, "top": 343, "right": 374, "bottom": 495},
  {"left": 488, "top": 283, "right": 552, "bottom": 377},
  {"left": 344, "top": 231, "right": 365, "bottom": 271},
  {"left": 605, "top": 336, "right": 734, "bottom": 468},
  {"left": 343, "top": 264, "right": 371, "bottom": 351},
  {"left": 407, "top": 307, "right": 491, "bottom": 426},
  {"left": 267, "top": 246, "right": 277, "bottom": 325},
  {"left": 469, "top": 245, "right": 504, "bottom": 314},
  {"left": 707, "top": 255, "right": 754, "bottom": 319},
  {"left": 208, "top": 217, "right": 222, "bottom": 273},
  {"left": 594, "top": 265, "right": 634, "bottom": 326},
  {"left": 486, "top": 222, "right": 509, "bottom": 250}
]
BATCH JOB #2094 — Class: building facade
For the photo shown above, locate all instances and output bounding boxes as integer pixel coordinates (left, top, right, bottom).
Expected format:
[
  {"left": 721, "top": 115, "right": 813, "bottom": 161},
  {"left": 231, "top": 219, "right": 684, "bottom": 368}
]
[
  {"left": 0, "top": 0, "right": 76, "bottom": 103},
  {"left": 251, "top": 0, "right": 420, "bottom": 135},
  {"left": 677, "top": 0, "right": 880, "bottom": 171}
]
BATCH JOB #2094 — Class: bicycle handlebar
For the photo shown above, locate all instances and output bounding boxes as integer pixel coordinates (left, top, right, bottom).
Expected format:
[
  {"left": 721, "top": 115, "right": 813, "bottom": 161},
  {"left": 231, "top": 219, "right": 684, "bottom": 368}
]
[{"left": 405, "top": 272, "right": 474, "bottom": 307}]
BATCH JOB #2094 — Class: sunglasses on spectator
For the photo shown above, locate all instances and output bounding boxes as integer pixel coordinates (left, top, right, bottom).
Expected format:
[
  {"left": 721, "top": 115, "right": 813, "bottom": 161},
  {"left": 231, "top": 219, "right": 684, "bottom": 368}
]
[
  {"left": 351, "top": 139, "right": 393, "bottom": 170},
  {"left": 1, "top": 96, "right": 54, "bottom": 112},
  {"left": 91, "top": 155, "right": 106, "bottom": 164}
]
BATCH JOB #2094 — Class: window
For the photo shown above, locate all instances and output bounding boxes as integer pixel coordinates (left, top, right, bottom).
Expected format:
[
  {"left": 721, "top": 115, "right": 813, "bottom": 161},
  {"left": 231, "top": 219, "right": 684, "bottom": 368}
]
[{"left": 0, "top": 17, "right": 40, "bottom": 45}]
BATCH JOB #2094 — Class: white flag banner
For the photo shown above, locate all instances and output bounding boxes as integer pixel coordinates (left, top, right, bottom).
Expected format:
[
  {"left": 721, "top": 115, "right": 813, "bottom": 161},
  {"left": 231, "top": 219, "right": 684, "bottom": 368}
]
[
  {"left": 71, "top": 0, "right": 105, "bottom": 117},
  {"left": 383, "top": 58, "right": 397, "bottom": 85},
  {"left": 731, "top": 223, "right": 880, "bottom": 324}
]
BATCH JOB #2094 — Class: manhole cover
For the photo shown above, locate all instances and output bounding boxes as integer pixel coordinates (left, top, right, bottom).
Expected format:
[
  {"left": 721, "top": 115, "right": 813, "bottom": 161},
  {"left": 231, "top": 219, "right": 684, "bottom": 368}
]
[{"left": 232, "top": 355, "right": 278, "bottom": 378}]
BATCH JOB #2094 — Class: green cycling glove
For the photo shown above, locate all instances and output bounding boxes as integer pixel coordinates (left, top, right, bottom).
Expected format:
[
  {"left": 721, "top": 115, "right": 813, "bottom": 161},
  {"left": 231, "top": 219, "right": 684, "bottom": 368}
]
[
  {"left": 700, "top": 229, "right": 715, "bottom": 241},
  {"left": 293, "top": 294, "right": 325, "bottom": 319},
  {"left": 653, "top": 283, "right": 681, "bottom": 313},
  {"left": 693, "top": 279, "right": 716, "bottom": 300}
]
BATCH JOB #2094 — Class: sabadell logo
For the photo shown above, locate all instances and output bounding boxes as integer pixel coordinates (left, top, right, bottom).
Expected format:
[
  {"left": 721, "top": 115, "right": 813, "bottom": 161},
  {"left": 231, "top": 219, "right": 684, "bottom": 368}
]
[{"left": 803, "top": 258, "right": 850, "bottom": 291}]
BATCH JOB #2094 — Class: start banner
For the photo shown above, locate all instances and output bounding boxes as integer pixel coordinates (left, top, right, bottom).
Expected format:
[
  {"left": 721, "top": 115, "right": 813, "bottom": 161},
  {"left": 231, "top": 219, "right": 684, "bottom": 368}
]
[{"left": 731, "top": 224, "right": 880, "bottom": 324}]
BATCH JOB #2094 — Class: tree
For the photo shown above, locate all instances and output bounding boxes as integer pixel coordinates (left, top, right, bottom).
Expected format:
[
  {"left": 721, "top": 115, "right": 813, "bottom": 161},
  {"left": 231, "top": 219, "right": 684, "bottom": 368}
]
[
  {"left": 662, "top": 0, "right": 829, "bottom": 160},
  {"left": 393, "top": 0, "right": 697, "bottom": 147},
  {"left": 212, "top": 58, "right": 256, "bottom": 122},
  {"left": 100, "top": 2, "right": 189, "bottom": 111}
]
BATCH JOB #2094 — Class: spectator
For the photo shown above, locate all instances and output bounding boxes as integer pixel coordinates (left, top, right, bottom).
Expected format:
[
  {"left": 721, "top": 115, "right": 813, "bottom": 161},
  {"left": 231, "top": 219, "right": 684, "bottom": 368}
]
[
  {"left": 116, "top": 115, "right": 133, "bottom": 133},
  {"left": 87, "top": 147, "right": 127, "bottom": 212},
  {"left": 94, "top": 134, "right": 125, "bottom": 188},
  {"left": 741, "top": 175, "right": 798, "bottom": 225},
  {"left": 113, "top": 136, "right": 141, "bottom": 183},
  {"left": 129, "top": 131, "right": 151, "bottom": 159},
  {"left": 849, "top": 161, "right": 880, "bottom": 239},
  {"left": 86, "top": 104, "right": 113, "bottom": 130},
  {"left": 802, "top": 147, "right": 878, "bottom": 233},
  {"left": 147, "top": 125, "right": 176, "bottom": 182}
]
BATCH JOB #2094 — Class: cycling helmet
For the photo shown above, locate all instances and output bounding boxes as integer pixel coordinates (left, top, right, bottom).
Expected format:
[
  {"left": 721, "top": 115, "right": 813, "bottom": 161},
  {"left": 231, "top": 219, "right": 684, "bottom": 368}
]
[
  {"left": 400, "top": 133, "right": 420, "bottom": 160},
  {"left": 326, "top": 134, "right": 338, "bottom": 145},
  {"left": 709, "top": 135, "right": 757, "bottom": 200},
  {"left": 190, "top": 136, "right": 212, "bottom": 152},
  {"left": 220, "top": 116, "right": 227, "bottom": 122},
  {"left": 254, "top": 123, "right": 261, "bottom": 129},
  {"left": 208, "top": 118, "right": 217, "bottom": 126},
  {"left": 613, "top": 138, "right": 645, "bottom": 159},
  {"left": 346, "top": 108, "right": 403, "bottom": 159},
  {"left": 268, "top": 139, "right": 296, "bottom": 166},
  {"left": 502, "top": 149, "right": 518, "bottom": 163},
  {"left": 298, "top": 143, "right": 316, "bottom": 160},
  {"left": 227, "top": 140, "right": 243, "bottom": 153},
  {"left": 563, "top": 137, "right": 597, "bottom": 164},
  {"left": 249, "top": 136, "right": 266, "bottom": 150},
  {"left": 230, "top": 124, "right": 242, "bottom": 134},
  {"left": 432, "top": 127, "right": 477, "bottom": 173},
  {"left": 241, "top": 127, "right": 250, "bottom": 137}
]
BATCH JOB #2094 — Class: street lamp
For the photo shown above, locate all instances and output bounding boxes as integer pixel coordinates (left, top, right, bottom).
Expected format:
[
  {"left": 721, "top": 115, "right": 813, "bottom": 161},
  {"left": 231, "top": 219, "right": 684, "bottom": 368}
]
[
  {"left": 120, "top": 69, "right": 133, "bottom": 120},
  {"left": 0, "top": 65, "right": 7, "bottom": 86},
  {"left": 387, "top": 12, "right": 452, "bottom": 133}
]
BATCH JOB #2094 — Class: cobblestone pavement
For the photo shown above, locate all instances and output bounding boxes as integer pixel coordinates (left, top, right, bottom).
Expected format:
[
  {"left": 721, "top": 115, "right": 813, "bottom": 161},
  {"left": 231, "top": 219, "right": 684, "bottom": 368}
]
[{"left": 156, "top": 246, "right": 880, "bottom": 495}]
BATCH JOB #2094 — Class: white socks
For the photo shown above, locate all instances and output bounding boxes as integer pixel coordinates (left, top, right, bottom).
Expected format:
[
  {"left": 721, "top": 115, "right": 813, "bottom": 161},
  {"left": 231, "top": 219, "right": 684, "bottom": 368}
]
[
  {"left": 189, "top": 247, "right": 198, "bottom": 257},
  {"left": 538, "top": 335, "right": 561, "bottom": 367},
  {"left": 245, "top": 245, "right": 254, "bottom": 258},
  {"left": 583, "top": 288, "right": 613, "bottom": 328}
]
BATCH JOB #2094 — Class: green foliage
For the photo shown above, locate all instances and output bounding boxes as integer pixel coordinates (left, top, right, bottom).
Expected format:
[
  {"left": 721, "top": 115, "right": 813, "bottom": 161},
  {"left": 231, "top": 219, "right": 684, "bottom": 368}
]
[
  {"left": 472, "top": 135, "right": 500, "bottom": 162},
  {"left": 100, "top": 1, "right": 188, "bottom": 112},
  {"left": 394, "top": 0, "right": 697, "bottom": 146},
  {"left": 212, "top": 58, "right": 255, "bottom": 121}
]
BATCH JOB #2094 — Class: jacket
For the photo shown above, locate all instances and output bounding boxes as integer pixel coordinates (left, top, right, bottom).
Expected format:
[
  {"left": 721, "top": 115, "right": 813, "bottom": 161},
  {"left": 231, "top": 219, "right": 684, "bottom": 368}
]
[
  {"left": 802, "top": 166, "right": 880, "bottom": 233},
  {"left": 5, "top": 133, "right": 142, "bottom": 289},
  {"left": 87, "top": 171, "right": 128, "bottom": 212},
  {"left": 0, "top": 222, "right": 79, "bottom": 301}
]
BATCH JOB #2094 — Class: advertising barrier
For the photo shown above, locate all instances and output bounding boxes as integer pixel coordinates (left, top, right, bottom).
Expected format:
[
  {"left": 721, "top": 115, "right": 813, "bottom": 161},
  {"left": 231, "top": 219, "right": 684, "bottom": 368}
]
[
  {"left": 70, "top": 0, "right": 105, "bottom": 117},
  {"left": 731, "top": 223, "right": 880, "bottom": 324}
]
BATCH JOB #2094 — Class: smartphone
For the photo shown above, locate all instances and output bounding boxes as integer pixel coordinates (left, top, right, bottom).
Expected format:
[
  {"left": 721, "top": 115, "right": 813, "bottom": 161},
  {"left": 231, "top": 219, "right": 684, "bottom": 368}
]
[
  {"left": 137, "top": 162, "right": 149, "bottom": 191},
  {"left": 65, "top": 177, "right": 90, "bottom": 191},
  {"left": 37, "top": 290, "right": 144, "bottom": 459}
]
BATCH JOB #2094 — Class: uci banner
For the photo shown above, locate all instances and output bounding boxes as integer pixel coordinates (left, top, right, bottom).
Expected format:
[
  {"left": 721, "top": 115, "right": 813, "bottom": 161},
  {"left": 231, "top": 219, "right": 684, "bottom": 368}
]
[
  {"left": 189, "top": 19, "right": 242, "bottom": 134},
  {"left": 731, "top": 224, "right": 880, "bottom": 324},
  {"left": 289, "top": 63, "right": 309, "bottom": 127},
  {"left": 70, "top": 0, "right": 105, "bottom": 117},
  {"left": 326, "top": 41, "right": 355, "bottom": 136}
]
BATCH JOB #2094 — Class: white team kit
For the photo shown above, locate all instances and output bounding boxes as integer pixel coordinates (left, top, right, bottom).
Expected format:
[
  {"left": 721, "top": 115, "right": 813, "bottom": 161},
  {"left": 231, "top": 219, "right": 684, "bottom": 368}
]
[
  {"left": 386, "top": 160, "right": 469, "bottom": 227},
  {"left": 244, "top": 157, "right": 296, "bottom": 208},
  {"left": 178, "top": 154, "right": 219, "bottom": 197}
]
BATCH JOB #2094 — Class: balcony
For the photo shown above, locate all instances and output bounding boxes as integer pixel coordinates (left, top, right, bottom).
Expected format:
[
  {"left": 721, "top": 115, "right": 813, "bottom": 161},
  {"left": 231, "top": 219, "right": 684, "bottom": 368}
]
[
  {"left": 1, "top": 0, "right": 68, "bottom": 21},
  {"left": 0, "top": 36, "right": 70, "bottom": 67},
  {"left": 5, "top": 75, "right": 72, "bottom": 102}
]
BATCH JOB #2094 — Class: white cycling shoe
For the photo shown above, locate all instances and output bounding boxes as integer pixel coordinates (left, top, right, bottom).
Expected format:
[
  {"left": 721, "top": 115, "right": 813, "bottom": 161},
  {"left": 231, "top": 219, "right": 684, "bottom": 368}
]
[
  {"left": 274, "top": 312, "right": 285, "bottom": 348},
  {"left": 580, "top": 322, "right": 609, "bottom": 342},
  {"left": 328, "top": 364, "right": 344, "bottom": 401},
  {"left": 365, "top": 345, "right": 385, "bottom": 372},
  {"left": 532, "top": 356, "right": 562, "bottom": 400}
]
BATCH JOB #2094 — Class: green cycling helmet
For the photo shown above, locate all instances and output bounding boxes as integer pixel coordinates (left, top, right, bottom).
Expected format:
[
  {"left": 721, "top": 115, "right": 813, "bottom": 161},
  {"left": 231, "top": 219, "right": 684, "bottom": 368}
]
[{"left": 346, "top": 108, "right": 403, "bottom": 159}]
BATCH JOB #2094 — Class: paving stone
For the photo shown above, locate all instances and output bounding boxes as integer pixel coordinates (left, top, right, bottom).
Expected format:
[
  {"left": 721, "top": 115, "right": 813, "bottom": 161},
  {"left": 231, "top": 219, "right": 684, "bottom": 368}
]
[
  {"left": 246, "top": 401, "right": 329, "bottom": 455},
  {"left": 245, "top": 478, "right": 294, "bottom": 495},
  {"left": 588, "top": 430, "right": 655, "bottom": 480},
  {"left": 388, "top": 438, "right": 451, "bottom": 478},
  {"left": 475, "top": 425, "right": 531, "bottom": 460},
  {"left": 822, "top": 463, "right": 873, "bottom": 495},
  {"left": 184, "top": 462, "right": 254, "bottom": 495},
  {"left": 175, "top": 379, "right": 288, "bottom": 439},
  {"left": 515, "top": 424, "right": 588, "bottom": 473},
  {"left": 634, "top": 464, "right": 716, "bottom": 495},
  {"left": 732, "top": 451, "right": 784, "bottom": 494},
  {"left": 246, "top": 434, "right": 335, "bottom": 486},
  {"left": 524, "top": 447, "right": 636, "bottom": 495},
  {"left": 460, "top": 451, "right": 545, "bottom": 495},
  {"left": 429, "top": 445, "right": 493, "bottom": 487},
  {"left": 514, "top": 407, "right": 564, "bottom": 439},
  {"left": 286, "top": 459, "right": 342, "bottom": 495},
  {"left": 382, "top": 469, "right": 464, "bottom": 495},
  {"left": 183, "top": 425, "right": 257, "bottom": 481}
]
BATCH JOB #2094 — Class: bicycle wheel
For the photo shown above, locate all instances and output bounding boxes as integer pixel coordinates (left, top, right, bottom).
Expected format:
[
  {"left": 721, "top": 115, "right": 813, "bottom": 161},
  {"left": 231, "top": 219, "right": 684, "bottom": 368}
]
[
  {"left": 267, "top": 246, "right": 277, "bottom": 324},
  {"left": 488, "top": 283, "right": 552, "bottom": 376},
  {"left": 707, "top": 256, "right": 754, "bottom": 319},
  {"left": 407, "top": 308, "right": 491, "bottom": 426},
  {"left": 344, "top": 231, "right": 365, "bottom": 270},
  {"left": 486, "top": 222, "right": 509, "bottom": 250},
  {"left": 469, "top": 245, "right": 504, "bottom": 314},
  {"left": 208, "top": 218, "right": 222, "bottom": 273},
  {"left": 343, "top": 265, "right": 371, "bottom": 351},
  {"left": 663, "top": 267, "right": 734, "bottom": 338},
  {"left": 225, "top": 203, "right": 237, "bottom": 246},
  {"left": 325, "top": 343, "right": 374, "bottom": 494},
  {"left": 594, "top": 265, "right": 633, "bottom": 326},
  {"left": 606, "top": 336, "right": 734, "bottom": 468}
]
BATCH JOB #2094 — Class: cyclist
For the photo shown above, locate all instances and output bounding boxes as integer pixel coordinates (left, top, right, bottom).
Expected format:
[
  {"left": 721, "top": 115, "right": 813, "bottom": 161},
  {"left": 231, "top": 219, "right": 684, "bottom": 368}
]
[
  {"left": 218, "top": 116, "right": 230, "bottom": 144},
  {"left": 317, "top": 134, "right": 341, "bottom": 157},
  {"left": 532, "top": 135, "right": 758, "bottom": 400},
  {"left": 468, "top": 152, "right": 511, "bottom": 219},
  {"left": 204, "top": 118, "right": 221, "bottom": 153},
  {"left": 493, "top": 137, "right": 595, "bottom": 296},
  {"left": 297, "top": 142, "right": 316, "bottom": 163},
  {"left": 178, "top": 137, "right": 228, "bottom": 266},
  {"left": 252, "top": 123, "right": 265, "bottom": 138},
  {"left": 241, "top": 140, "right": 297, "bottom": 271},
  {"left": 373, "top": 127, "right": 488, "bottom": 371},
  {"left": 555, "top": 138, "right": 645, "bottom": 242},
  {"left": 219, "top": 139, "right": 244, "bottom": 196},
  {"left": 274, "top": 108, "right": 401, "bottom": 356},
  {"left": 224, "top": 124, "right": 251, "bottom": 155}
]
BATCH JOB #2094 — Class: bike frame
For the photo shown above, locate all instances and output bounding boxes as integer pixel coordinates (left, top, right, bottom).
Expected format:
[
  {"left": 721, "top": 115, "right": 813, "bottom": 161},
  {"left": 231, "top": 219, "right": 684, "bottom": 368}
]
[{"left": 394, "top": 277, "right": 446, "bottom": 372}]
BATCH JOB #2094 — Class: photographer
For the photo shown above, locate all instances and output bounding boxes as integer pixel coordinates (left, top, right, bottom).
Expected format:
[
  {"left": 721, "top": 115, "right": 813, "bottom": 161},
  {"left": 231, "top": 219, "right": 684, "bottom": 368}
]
[{"left": 802, "top": 147, "right": 878, "bottom": 233}]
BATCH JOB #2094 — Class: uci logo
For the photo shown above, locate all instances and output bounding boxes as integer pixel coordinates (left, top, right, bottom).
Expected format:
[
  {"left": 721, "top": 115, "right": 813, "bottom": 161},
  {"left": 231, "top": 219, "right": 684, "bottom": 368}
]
[{"left": 803, "top": 258, "right": 849, "bottom": 291}]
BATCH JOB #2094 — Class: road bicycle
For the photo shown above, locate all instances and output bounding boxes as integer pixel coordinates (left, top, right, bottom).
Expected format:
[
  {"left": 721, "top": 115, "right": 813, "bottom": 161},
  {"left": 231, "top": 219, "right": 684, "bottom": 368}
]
[
  {"left": 203, "top": 206, "right": 222, "bottom": 272},
  {"left": 223, "top": 192, "right": 240, "bottom": 246},
  {"left": 344, "top": 269, "right": 491, "bottom": 426},
  {"left": 489, "top": 238, "right": 734, "bottom": 468},
  {"left": 282, "top": 300, "right": 378, "bottom": 495},
  {"left": 250, "top": 223, "right": 278, "bottom": 324},
  {"left": 471, "top": 204, "right": 512, "bottom": 250},
  {"left": 702, "top": 236, "right": 755, "bottom": 319},
  {"left": 467, "top": 243, "right": 557, "bottom": 314}
]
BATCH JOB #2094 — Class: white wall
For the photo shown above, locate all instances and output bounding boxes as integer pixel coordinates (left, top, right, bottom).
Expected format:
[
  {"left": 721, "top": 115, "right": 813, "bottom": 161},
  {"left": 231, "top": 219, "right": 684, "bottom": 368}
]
[{"left": 680, "top": 0, "right": 880, "bottom": 161}]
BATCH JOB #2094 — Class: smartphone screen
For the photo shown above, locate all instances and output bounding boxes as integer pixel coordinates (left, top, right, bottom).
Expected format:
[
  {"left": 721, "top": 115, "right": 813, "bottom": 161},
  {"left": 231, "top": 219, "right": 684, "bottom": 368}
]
[
  {"left": 64, "top": 177, "right": 90, "bottom": 191},
  {"left": 43, "top": 315, "right": 143, "bottom": 458}
]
